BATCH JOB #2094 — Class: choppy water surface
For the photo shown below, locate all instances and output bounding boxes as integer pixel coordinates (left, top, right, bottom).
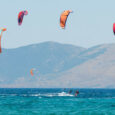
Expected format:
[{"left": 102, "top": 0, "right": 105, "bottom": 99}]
[{"left": 0, "top": 88, "right": 115, "bottom": 115}]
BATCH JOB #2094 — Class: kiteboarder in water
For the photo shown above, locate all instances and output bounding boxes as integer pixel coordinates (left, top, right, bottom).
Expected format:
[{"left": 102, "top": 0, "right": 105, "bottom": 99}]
[
  {"left": 75, "top": 90, "right": 79, "bottom": 96},
  {"left": 68, "top": 89, "right": 72, "bottom": 94}
]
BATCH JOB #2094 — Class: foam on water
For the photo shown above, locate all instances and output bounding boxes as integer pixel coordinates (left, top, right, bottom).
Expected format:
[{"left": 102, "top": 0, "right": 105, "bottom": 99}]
[
  {"left": 58, "top": 92, "right": 73, "bottom": 96},
  {"left": 25, "top": 92, "right": 73, "bottom": 97},
  {"left": 0, "top": 91, "right": 74, "bottom": 97}
]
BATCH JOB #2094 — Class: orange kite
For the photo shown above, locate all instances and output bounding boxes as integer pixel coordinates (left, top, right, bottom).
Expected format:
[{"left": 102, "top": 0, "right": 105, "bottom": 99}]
[
  {"left": 0, "top": 28, "right": 6, "bottom": 53},
  {"left": 30, "top": 69, "right": 34, "bottom": 76},
  {"left": 60, "top": 10, "right": 72, "bottom": 29}
]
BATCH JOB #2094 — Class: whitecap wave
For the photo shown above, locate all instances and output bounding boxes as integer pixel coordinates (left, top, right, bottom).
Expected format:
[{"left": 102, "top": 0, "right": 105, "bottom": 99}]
[
  {"left": 0, "top": 92, "right": 74, "bottom": 97},
  {"left": 58, "top": 92, "right": 74, "bottom": 97}
]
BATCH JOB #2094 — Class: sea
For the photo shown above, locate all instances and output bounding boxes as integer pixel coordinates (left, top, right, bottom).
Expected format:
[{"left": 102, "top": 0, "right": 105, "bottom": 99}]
[{"left": 0, "top": 88, "right": 115, "bottom": 115}]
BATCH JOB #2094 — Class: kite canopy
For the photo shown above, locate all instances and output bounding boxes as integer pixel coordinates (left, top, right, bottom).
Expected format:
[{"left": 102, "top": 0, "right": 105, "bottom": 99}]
[
  {"left": 113, "top": 23, "right": 115, "bottom": 35},
  {"left": 0, "top": 28, "right": 6, "bottom": 53},
  {"left": 60, "top": 10, "right": 72, "bottom": 29},
  {"left": 30, "top": 69, "right": 34, "bottom": 76},
  {"left": 18, "top": 10, "right": 28, "bottom": 25},
  {"left": 1, "top": 28, "right": 6, "bottom": 32}
]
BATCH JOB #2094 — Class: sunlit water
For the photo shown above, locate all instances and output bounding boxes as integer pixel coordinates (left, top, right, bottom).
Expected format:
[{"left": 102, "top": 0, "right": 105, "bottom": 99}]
[{"left": 0, "top": 88, "right": 115, "bottom": 115}]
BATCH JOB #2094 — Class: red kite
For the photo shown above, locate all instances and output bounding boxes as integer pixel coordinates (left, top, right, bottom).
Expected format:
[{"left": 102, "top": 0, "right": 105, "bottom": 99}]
[{"left": 18, "top": 11, "right": 28, "bottom": 25}]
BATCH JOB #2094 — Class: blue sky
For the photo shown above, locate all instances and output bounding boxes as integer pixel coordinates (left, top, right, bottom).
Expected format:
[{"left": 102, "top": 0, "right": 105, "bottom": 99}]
[{"left": 0, "top": 0, "right": 115, "bottom": 48}]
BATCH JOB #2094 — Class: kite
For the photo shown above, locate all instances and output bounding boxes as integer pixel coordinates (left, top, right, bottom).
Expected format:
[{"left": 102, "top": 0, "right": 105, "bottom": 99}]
[
  {"left": 60, "top": 10, "right": 72, "bottom": 29},
  {"left": 0, "top": 28, "right": 6, "bottom": 53},
  {"left": 30, "top": 69, "right": 34, "bottom": 76},
  {"left": 113, "top": 23, "right": 115, "bottom": 35},
  {"left": 18, "top": 10, "right": 28, "bottom": 25}
]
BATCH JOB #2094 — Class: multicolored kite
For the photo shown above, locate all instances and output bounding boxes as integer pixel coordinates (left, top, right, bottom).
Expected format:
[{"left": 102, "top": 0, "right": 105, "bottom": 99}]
[
  {"left": 113, "top": 23, "right": 115, "bottom": 35},
  {"left": 18, "top": 11, "right": 28, "bottom": 25}
]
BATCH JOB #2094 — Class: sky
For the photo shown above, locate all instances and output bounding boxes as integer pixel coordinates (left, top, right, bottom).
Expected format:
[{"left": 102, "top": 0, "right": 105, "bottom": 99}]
[{"left": 0, "top": 0, "right": 115, "bottom": 49}]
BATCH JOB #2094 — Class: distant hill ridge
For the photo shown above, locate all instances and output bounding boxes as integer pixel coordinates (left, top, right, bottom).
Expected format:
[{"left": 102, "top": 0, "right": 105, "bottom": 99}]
[{"left": 0, "top": 42, "right": 115, "bottom": 88}]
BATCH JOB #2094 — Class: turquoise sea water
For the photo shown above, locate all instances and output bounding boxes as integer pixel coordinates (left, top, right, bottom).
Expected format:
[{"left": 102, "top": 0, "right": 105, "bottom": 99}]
[{"left": 0, "top": 88, "right": 115, "bottom": 115}]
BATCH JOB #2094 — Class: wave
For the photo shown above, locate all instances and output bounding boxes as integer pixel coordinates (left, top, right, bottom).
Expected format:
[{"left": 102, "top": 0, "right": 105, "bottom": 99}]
[
  {"left": 0, "top": 92, "right": 74, "bottom": 97},
  {"left": 31, "top": 92, "right": 74, "bottom": 97},
  {"left": 58, "top": 92, "right": 73, "bottom": 97}
]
